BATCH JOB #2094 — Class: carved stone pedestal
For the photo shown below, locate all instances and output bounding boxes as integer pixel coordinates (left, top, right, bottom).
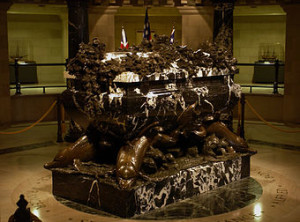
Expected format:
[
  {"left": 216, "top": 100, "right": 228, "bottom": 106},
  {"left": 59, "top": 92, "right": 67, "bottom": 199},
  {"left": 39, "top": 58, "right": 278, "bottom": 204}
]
[{"left": 51, "top": 154, "right": 252, "bottom": 218}]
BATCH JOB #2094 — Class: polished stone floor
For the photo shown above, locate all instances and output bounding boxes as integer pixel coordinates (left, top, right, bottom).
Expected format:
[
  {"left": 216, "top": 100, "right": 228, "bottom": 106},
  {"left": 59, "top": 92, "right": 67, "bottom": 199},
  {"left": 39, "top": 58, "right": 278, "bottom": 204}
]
[{"left": 0, "top": 121, "right": 299, "bottom": 222}]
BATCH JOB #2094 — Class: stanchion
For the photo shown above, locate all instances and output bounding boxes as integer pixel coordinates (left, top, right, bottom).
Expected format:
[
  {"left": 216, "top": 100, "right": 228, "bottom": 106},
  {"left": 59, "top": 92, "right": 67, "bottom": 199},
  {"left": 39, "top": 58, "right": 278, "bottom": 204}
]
[
  {"left": 240, "top": 93, "right": 245, "bottom": 139},
  {"left": 273, "top": 59, "right": 279, "bottom": 94},
  {"left": 237, "top": 99, "right": 241, "bottom": 136},
  {"left": 14, "top": 58, "right": 21, "bottom": 95},
  {"left": 61, "top": 105, "right": 66, "bottom": 134},
  {"left": 57, "top": 95, "right": 63, "bottom": 142}
]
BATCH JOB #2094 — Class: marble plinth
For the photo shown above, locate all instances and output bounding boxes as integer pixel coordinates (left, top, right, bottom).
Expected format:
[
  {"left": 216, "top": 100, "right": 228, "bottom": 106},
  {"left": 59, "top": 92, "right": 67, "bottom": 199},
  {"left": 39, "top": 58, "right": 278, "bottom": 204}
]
[{"left": 51, "top": 154, "right": 251, "bottom": 218}]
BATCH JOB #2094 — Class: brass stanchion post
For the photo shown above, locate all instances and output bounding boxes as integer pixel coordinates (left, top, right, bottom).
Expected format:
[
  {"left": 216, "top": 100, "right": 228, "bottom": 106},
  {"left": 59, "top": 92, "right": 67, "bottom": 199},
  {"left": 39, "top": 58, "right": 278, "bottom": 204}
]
[
  {"left": 273, "top": 59, "right": 279, "bottom": 94},
  {"left": 57, "top": 95, "right": 63, "bottom": 142},
  {"left": 240, "top": 93, "right": 245, "bottom": 139},
  {"left": 14, "top": 58, "right": 21, "bottom": 95}
]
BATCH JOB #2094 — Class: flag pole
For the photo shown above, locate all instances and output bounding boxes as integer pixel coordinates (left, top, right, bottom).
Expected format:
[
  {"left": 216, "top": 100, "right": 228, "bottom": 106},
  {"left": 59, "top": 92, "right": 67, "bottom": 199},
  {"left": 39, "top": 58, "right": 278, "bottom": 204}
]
[
  {"left": 121, "top": 26, "right": 129, "bottom": 49},
  {"left": 143, "top": 7, "right": 151, "bottom": 41},
  {"left": 170, "top": 25, "right": 175, "bottom": 44}
]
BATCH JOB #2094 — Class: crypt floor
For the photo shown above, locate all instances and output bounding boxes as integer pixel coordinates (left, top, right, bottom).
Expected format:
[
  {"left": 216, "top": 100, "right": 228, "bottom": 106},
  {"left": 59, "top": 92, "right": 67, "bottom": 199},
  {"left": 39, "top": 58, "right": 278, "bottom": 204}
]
[{"left": 0, "top": 121, "right": 299, "bottom": 222}]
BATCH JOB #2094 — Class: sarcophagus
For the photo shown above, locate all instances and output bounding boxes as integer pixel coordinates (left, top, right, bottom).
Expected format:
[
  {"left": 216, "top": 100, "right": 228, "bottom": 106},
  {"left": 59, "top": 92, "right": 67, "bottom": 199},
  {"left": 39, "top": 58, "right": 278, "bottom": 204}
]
[
  {"left": 46, "top": 35, "right": 256, "bottom": 218},
  {"left": 62, "top": 74, "right": 240, "bottom": 136}
]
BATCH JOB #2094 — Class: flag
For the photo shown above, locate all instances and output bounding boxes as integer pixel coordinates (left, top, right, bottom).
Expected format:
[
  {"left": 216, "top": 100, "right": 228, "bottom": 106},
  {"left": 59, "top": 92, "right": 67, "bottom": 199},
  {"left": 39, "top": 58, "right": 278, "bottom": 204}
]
[
  {"left": 170, "top": 26, "right": 175, "bottom": 44},
  {"left": 120, "top": 26, "right": 129, "bottom": 49},
  {"left": 143, "top": 8, "right": 151, "bottom": 41}
]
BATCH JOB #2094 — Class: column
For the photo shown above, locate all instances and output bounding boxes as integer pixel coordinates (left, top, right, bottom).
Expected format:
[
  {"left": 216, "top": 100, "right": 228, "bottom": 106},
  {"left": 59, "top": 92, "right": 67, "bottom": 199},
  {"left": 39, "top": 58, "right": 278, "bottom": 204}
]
[
  {"left": 67, "top": 0, "right": 89, "bottom": 59},
  {"left": 0, "top": 1, "right": 12, "bottom": 128},
  {"left": 178, "top": 6, "right": 214, "bottom": 50},
  {"left": 89, "top": 6, "right": 119, "bottom": 52},
  {"left": 212, "top": 0, "right": 234, "bottom": 41},
  {"left": 282, "top": 4, "right": 300, "bottom": 124},
  {"left": 65, "top": 0, "right": 89, "bottom": 141}
]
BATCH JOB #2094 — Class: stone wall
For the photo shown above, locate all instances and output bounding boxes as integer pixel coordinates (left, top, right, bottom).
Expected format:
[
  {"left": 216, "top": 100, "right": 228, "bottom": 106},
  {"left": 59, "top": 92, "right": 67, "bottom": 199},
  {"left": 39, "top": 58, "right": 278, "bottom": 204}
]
[
  {"left": 0, "top": 2, "right": 12, "bottom": 128},
  {"left": 233, "top": 13, "right": 286, "bottom": 84},
  {"left": 282, "top": 4, "right": 300, "bottom": 124},
  {"left": 7, "top": 14, "right": 65, "bottom": 84},
  {"left": 179, "top": 6, "right": 214, "bottom": 50},
  {"left": 89, "top": 6, "right": 212, "bottom": 52},
  {"left": 10, "top": 94, "right": 57, "bottom": 123},
  {"left": 89, "top": 7, "right": 118, "bottom": 52},
  {"left": 115, "top": 8, "right": 182, "bottom": 49}
]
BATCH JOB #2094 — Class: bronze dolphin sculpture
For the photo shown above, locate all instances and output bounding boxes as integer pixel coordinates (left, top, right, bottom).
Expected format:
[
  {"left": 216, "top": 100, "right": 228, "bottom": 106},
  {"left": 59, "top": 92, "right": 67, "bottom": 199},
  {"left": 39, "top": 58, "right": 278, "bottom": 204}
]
[{"left": 44, "top": 135, "right": 96, "bottom": 169}]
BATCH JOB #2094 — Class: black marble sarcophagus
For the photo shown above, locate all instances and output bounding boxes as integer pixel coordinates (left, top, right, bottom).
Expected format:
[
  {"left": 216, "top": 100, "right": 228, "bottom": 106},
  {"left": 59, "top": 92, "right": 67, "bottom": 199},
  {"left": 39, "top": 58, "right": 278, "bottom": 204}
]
[
  {"left": 46, "top": 35, "right": 255, "bottom": 218},
  {"left": 50, "top": 73, "right": 253, "bottom": 217},
  {"left": 62, "top": 74, "right": 239, "bottom": 136}
]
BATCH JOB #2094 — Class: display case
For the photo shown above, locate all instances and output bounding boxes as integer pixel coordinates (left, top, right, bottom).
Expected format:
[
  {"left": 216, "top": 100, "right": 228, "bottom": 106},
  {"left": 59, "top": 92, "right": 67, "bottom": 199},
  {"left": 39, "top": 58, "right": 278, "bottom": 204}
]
[{"left": 9, "top": 61, "right": 38, "bottom": 84}]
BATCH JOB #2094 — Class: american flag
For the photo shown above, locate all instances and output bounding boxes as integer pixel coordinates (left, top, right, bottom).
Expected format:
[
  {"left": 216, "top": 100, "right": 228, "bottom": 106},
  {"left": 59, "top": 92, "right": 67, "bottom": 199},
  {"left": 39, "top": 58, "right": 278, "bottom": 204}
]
[
  {"left": 170, "top": 26, "right": 175, "bottom": 44},
  {"left": 120, "top": 26, "right": 129, "bottom": 49},
  {"left": 143, "top": 8, "right": 151, "bottom": 41}
]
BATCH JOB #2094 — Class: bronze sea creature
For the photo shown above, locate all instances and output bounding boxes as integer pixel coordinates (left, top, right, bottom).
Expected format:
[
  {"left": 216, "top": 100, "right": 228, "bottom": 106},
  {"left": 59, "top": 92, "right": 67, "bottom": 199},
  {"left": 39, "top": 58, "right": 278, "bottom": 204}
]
[
  {"left": 44, "top": 135, "right": 95, "bottom": 169},
  {"left": 206, "top": 121, "right": 248, "bottom": 152},
  {"left": 116, "top": 136, "right": 151, "bottom": 190}
]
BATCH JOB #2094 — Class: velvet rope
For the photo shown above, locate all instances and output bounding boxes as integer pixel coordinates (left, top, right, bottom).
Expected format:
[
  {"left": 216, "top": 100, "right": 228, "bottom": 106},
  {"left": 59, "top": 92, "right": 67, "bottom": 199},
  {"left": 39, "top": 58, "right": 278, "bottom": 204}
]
[
  {"left": 0, "top": 100, "right": 57, "bottom": 135},
  {"left": 245, "top": 99, "right": 300, "bottom": 133}
]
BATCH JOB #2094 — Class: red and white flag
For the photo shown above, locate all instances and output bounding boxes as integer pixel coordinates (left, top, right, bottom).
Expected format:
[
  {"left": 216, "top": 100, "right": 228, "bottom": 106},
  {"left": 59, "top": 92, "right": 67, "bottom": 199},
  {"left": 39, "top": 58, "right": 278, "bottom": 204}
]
[{"left": 120, "top": 26, "right": 129, "bottom": 49}]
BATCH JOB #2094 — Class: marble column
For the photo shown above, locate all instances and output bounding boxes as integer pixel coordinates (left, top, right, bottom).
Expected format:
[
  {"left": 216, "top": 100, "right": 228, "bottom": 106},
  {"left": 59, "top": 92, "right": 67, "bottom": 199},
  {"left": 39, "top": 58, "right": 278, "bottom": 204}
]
[
  {"left": 66, "top": 0, "right": 89, "bottom": 139},
  {"left": 67, "top": 0, "right": 89, "bottom": 59},
  {"left": 212, "top": 1, "right": 234, "bottom": 41},
  {"left": 0, "top": 1, "right": 12, "bottom": 128},
  {"left": 282, "top": 4, "right": 300, "bottom": 124},
  {"left": 178, "top": 6, "right": 214, "bottom": 50}
]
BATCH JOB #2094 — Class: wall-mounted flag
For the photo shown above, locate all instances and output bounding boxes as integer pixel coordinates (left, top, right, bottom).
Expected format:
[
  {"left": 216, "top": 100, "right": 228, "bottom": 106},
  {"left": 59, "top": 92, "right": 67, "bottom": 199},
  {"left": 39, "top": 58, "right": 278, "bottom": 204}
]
[
  {"left": 170, "top": 26, "right": 175, "bottom": 44},
  {"left": 143, "top": 8, "right": 151, "bottom": 41},
  {"left": 120, "top": 26, "right": 129, "bottom": 49}
]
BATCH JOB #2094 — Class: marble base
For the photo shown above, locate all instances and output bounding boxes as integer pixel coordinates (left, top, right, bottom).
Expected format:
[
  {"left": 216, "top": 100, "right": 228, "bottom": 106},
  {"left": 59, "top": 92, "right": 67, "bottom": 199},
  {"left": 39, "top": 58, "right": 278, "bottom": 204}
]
[
  {"left": 52, "top": 154, "right": 251, "bottom": 218},
  {"left": 134, "top": 177, "right": 262, "bottom": 220}
]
